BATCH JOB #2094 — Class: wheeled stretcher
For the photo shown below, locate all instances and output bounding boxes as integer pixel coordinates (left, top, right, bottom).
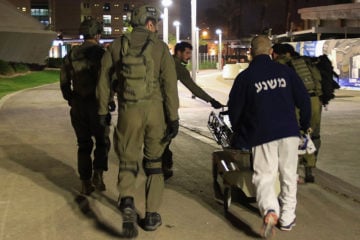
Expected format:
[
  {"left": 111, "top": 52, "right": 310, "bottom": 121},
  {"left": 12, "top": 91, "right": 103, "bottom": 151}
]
[{"left": 208, "top": 110, "right": 280, "bottom": 211}]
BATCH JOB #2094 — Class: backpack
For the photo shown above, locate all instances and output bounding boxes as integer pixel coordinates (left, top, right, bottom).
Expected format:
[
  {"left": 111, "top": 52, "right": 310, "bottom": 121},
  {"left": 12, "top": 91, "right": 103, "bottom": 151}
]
[
  {"left": 68, "top": 44, "right": 104, "bottom": 97},
  {"left": 313, "top": 55, "right": 340, "bottom": 105},
  {"left": 289, "top": 56, "right": 322, "bottom": 97},
  {"left": 119, "top": 33, "right": 155, "bottom": 101}
]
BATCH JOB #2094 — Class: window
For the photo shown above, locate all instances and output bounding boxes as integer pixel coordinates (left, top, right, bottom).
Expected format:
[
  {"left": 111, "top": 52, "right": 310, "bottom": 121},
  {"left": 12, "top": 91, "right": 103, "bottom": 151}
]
[
  {"left": 94, "top": 3, "right": 100, "bottom": 7},
  {"left": 22, "top": 7, "right": 27, "bottom": 12},
  {"left": 83, "top": 3, "right": 90, "bottom": 8},
  {"left": 103, "top": 27, "right": 112, "bottom": 35},
  {"left": 103, "top": 15, "right": 111, "bottom": 24},
  {"left": 31, "top": 8, "right": 49, "bottom": 16},
  {"left": 114, "top": 4, "right": 119, "bottom": 7},
  {"left": 103, "top": 3, "right": 111, "bottom": 11},
  {"left": 123, "top": 3, "right": 129, "bottom": 11},
  {"left": 114, "top": 16, "right": 120, "bottom": 20}
]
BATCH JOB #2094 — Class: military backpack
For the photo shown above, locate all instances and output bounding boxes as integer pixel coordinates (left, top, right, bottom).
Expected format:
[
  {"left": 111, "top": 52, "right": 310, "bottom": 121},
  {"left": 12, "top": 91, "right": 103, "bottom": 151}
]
[{"left": 119, "top": 33, "right": 155, "bottom": 101}]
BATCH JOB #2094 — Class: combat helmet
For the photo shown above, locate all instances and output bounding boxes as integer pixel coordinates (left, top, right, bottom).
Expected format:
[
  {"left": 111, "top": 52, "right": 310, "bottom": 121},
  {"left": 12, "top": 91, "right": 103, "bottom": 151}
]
[
  {"left": 131, "top": 5, "right": 162, "bottom": 27},
  {"left": 79, "top": 18, "right": 102, "bottom": 38}
]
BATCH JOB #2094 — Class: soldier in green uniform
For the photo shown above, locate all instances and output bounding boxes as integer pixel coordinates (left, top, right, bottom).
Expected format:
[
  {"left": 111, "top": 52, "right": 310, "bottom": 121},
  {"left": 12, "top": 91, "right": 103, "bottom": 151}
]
[
  {"left": 60, "top": 19, "right": 111, "bottom": 195},
  {"left": 272, "top": 43, "right": 322, "bottom": 183},
  {"left": 162, "top": 41, "right": 223, "bottom": 179},
  {"left": 96, "top": 5, "right": 179, "bottom": 237}
]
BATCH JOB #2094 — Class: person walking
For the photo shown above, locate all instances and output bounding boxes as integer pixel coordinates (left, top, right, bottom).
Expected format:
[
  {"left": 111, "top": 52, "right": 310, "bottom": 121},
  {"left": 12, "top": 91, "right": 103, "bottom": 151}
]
[
  {"left": 272, "top": 43, "right": 322, "bottom": 183},
  {"left": 228, "top": 36, "right": 311, "bottom": 239},
  {"left": 96, "top": 5, "right": 179, "bottom": 238},
  {"left": 162, "top": 41, "right": 223, "bottom": 179},
  {"left": 60, "top": 19, "right": 111, "bottom": 195}
]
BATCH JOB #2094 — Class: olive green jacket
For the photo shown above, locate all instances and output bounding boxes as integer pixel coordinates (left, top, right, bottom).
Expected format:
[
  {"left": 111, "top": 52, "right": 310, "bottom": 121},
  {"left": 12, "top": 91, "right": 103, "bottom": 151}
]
[
  {"left": 96, "top": 28, "right": 179, "bottom": 121},
  {"left": 174, "top": 56, "right": 212, "bottom": 102}
]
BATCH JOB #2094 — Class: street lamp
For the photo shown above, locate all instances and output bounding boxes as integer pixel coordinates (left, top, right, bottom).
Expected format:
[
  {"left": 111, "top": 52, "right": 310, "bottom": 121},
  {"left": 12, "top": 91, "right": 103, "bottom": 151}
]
[
  {"left": 191, "top": 0, "right": 197, "bottom": 85},
  {"left": 173, "top": 20, "right": 180, "bottom": 43},
  {"left": 216, "top": 29, "right": 222, "bottom": 70},
  {"left": 162, "top": 0, "right": 172, "bottom": 44}
]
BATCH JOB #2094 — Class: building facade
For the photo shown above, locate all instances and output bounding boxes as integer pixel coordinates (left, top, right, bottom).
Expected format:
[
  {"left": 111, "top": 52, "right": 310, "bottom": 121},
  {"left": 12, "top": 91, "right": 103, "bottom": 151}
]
[{"left": 11, "top": 0, "right": 181, "bottom": 39}]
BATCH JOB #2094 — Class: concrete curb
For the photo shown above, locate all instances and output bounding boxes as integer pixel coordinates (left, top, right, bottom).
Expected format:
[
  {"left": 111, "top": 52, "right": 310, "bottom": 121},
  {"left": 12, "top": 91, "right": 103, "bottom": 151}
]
[{"left": 314, "top": 168, "right": 360, "bottom": 203}]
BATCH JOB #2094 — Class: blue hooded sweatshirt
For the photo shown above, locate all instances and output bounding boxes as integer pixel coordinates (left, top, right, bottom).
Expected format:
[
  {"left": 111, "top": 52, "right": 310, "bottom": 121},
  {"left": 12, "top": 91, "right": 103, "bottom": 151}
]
[{"left": 228, "top": 54, "right": 311, "bottom": 148}]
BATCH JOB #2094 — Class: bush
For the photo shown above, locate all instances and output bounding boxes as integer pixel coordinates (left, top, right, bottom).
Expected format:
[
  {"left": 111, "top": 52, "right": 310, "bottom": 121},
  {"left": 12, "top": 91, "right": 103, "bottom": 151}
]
[
  {"left": 0, "top": 60, "right": 15, "bottom": 76},
  {"left": 46, "top": 58, "right": 63, "bottom": 68},
  {"left": 11, "top": 63, "right": 30, "bottom": 73}
]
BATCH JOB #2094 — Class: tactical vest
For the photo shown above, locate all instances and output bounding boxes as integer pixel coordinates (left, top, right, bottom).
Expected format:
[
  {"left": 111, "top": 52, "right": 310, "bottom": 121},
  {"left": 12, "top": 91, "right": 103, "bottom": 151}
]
[
  {"left": 119, "top": 33, "right": 155, "bottom": 101},
  {"left": 290, "top": 56, "right": 322, "bottom": 96}
]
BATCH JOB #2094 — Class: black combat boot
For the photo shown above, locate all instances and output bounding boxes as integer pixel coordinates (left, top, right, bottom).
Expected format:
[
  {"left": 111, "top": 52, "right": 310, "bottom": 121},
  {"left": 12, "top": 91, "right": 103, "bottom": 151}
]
[
  {"left": 305, "top": 167, "right": 315, "bottom": 183},
  {"left": 143, "top": 212, "right": 162, "bottom": 231},
  {"left": 81, "top": 180, "right": 95, "bottom": 195},
  {"left": 119, "top": 197, "right": 138, "bottom": 238},
  {"left": 92, "top": 169, "right": 106, "bottom": 191}
]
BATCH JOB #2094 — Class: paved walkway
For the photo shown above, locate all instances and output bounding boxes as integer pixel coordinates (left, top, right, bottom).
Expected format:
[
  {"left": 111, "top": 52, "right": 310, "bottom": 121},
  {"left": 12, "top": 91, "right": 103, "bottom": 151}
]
[{"left": 0, "top": 72, "right": 359, "bottom": 240}]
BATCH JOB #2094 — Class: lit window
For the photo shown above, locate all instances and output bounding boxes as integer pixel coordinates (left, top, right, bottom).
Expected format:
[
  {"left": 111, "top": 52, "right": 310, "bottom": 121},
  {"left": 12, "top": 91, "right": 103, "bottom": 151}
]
[
  {"left": 94, "top": 3, "right": 99, "bottom": 7},
  {"left": 103, "top": 15, "right": 111, "bottom": 24},
  {"left": 122, "top": 15, "right": 127, "bottom": 21},
  {"left": 114, "top": 16, "right": 120, "bottom": 20},
  {"left": 114, "top": 4, "right": 119, "bottom": 7},
  {"left": 114, "top": 29, "right": 120, "bottom": 32},
  {"left": 103, "top": 27, "right": 112, "bottom": 35},
  {"left": 22, "top": 7, "right": 26, "bottom": 12}
]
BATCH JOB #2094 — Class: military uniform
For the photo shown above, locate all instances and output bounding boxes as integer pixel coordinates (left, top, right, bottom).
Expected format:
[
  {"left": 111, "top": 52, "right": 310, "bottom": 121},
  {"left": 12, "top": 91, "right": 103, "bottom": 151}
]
[
  {"left": 276, "top": 54, "right": 323, "bottom": 181},
  {"left": 96, "top": 13, "right": 179, "bottom": 234},
  {"left": 174, "top": 56, "right": 213, "bottom": 101},
  {"left": 60, "top": 40, "right": 110, "bottom": 193}
]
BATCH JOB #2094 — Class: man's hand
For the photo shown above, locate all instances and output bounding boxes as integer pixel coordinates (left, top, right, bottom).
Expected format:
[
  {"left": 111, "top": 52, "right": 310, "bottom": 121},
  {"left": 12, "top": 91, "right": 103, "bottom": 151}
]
[
  {"left": 210, "top": 98, "right": 223, "bottom": 109},
  {"left": 99, "top": 113, "right": 111, "bottom": 127},
  {"left": 162, "top": 120, "right": 179, "bottom": 143},
  {"left": 108, "top": 100, "right": 116, "bottom": 112}
]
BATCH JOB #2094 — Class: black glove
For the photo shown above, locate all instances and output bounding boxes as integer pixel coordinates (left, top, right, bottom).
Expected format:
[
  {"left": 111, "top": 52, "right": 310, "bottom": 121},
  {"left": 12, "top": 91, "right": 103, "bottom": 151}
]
[
  {"left": 108, "top": 100, "right": 116, "bottom": 112},
  {"left": 210, "top": 98, "right": 223, "bottom": 109},
  {"left": 99, "top": 113, "right": 111, "bottom": 127},
  {"left": 162, "top": 120, "right": 179, "bottom": 143}
]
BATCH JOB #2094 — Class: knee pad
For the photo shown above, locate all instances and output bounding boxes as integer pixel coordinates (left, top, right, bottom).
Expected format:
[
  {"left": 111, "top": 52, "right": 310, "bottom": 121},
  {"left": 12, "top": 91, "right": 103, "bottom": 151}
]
[{"left": 143, "top": 158, "right": 163, "bottom": 176}]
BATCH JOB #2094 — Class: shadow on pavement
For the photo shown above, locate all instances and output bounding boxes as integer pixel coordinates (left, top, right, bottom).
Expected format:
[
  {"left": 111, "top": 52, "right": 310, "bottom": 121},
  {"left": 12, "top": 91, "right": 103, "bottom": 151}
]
[{"left": 0, "top": 140, "right": 129, "bottom": 238}]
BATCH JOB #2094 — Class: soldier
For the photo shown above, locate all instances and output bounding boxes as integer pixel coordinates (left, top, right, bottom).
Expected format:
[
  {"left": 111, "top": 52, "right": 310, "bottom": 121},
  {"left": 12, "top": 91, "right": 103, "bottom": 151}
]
[
  {"left": 96, "top": 5, "right": 179, "bottom": 237},
  {"left": 273, "top": 43, "right": 321, "bottom": 183},
  {"left": 60, "top": 19, "right": 111, "bottom": 195},
  {"left": 162, "top": 41, "right": 224, "bottom": 179}
]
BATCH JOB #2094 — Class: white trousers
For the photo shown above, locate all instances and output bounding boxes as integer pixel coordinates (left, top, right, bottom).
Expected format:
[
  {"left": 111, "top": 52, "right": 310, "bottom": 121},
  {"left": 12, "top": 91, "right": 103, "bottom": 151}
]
[{"left": 252, "top": 137, "right": 299, "bottom": 226}]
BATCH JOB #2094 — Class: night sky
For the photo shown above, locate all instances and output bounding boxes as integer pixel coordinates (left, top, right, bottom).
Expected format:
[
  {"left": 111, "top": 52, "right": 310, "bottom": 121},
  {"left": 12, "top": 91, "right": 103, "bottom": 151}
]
[{"left": 179, "top": 0, "right": 352, "bottom": 39}]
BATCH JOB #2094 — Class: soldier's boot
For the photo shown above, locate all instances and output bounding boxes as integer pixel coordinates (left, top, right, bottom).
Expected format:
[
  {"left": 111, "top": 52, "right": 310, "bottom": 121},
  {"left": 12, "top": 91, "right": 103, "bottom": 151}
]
[
  {"left": 143, "top": 212, "right": 162, "bottom": 231},
  {"left": 92, "top": 169, "right": 106, "bottom": 191},
  {"left": 81, "top": 180, "right": 95, "bottom": 195},
  {"left": 119, "top": 197, "right": 138, "bottom": 238},
  {"left": 305, "top": 167, "right": 315, "bottom": 183}
]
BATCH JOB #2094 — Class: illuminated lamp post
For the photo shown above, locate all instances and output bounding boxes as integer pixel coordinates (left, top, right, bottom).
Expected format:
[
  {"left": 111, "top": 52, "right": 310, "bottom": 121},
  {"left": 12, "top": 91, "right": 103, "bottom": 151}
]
[
  {"left": 162, "top": 0, "right": 172, "bottom": 44},
  {"left": 173, "top": 21, "right": 180, "bottom": 43},
  {"left": 216, "top": 29, "right": 222, "bottom": 70}
]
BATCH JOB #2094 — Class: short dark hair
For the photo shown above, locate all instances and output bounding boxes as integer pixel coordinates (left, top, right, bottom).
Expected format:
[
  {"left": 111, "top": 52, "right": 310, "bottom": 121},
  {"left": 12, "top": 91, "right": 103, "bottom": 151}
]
[
  {"left": 174, "top": 41, "right": 193, "bottom": 53},
  {"left": 272, "top": 43, "right": 286, "bottom": 55},
  {"left": 282, "top": 43, "right": 299, "bottom": 57}
]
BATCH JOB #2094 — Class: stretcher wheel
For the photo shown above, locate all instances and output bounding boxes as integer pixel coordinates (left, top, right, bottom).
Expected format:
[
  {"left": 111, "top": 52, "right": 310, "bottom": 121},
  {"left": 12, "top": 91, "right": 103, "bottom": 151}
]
[{"left": 223, "top": 186, "right": 231, "bottom": 211}]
